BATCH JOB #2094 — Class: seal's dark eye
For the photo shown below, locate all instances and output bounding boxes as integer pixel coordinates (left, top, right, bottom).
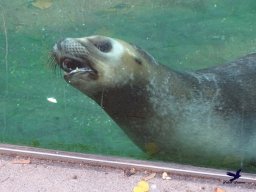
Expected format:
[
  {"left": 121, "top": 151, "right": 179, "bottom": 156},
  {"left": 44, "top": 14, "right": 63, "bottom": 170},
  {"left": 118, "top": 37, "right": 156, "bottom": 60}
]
[{"left": 94, "top": 41, "right": 112, "bottom": 52}]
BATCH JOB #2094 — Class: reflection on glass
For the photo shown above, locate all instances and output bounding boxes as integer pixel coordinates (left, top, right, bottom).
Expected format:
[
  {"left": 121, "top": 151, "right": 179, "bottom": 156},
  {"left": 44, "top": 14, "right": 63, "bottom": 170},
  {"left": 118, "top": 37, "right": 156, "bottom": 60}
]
[{"left": 1, "top": 0, "right": 256, "bottom": 172}]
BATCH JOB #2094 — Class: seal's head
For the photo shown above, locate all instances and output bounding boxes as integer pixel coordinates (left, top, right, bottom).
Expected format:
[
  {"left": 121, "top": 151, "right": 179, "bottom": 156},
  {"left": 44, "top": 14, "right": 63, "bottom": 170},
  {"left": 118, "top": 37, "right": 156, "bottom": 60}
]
[
  {"left": 52, "top": 35, "right": 157, "bottom": 97},
  {"left": 52, "top": 35, "right": 162, "bottom": 154}
]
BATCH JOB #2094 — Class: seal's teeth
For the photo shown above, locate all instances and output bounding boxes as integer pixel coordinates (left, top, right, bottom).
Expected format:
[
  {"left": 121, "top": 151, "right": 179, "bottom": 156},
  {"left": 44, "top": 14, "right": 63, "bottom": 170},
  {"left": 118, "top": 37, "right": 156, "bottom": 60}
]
[{"left": 68, "top": 68, "right": 93, "bottom": 75}]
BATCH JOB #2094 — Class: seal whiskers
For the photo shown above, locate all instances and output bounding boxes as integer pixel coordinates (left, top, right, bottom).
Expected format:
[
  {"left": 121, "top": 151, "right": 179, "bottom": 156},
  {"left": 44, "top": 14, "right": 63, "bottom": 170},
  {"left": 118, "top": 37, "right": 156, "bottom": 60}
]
[{"left": 100, "top": 88, "right": 105, "bottom": 108}]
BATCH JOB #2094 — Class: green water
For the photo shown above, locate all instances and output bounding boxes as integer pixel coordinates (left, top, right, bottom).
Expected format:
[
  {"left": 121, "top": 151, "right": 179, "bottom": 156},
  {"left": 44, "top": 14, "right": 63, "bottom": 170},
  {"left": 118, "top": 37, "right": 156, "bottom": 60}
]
[{"left": 1, "top": 0, "right": 256, "bottom": 172}]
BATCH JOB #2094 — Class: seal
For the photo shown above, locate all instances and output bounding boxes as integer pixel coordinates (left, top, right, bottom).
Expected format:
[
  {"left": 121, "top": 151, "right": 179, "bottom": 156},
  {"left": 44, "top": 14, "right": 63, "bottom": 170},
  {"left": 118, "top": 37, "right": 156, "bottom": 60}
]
[{"left": 51, "top": 35, "right": 256, "bottom": 165}]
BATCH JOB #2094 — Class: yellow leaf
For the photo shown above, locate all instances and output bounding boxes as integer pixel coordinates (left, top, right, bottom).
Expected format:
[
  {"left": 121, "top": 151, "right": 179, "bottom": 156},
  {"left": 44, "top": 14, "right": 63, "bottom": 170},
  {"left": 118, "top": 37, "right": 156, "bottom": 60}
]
[
  {"left": 133, "top": 186, "right": 144, "bottom": 192},
  {"left": 32, "top": 0, "right": 53, "bottom": 9},
  {"left": 137, "top": 181, "right": 149, "bottom": 191},
  {"left": 133, "top": 180, "right": 150, "bottom": 192}
]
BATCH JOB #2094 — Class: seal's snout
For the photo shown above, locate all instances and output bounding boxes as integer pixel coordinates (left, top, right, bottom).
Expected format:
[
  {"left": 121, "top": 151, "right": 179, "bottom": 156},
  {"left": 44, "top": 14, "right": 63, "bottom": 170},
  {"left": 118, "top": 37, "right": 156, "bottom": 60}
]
[
  {"left": 51, "top": 37, "right": 98, "bottom": 78},
  {"left": 59, "top": 38, "right": 77, "bottom": 49},
  {"left": 56, "top": 38, "right": 87, "bottom": 57}
]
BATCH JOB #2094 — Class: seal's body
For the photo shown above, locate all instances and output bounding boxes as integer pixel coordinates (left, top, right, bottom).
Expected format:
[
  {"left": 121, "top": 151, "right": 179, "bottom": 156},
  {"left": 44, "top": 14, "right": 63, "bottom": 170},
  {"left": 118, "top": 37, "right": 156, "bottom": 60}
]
[{"left": 52, "top": 36, "right": 256, "bottom": 164}]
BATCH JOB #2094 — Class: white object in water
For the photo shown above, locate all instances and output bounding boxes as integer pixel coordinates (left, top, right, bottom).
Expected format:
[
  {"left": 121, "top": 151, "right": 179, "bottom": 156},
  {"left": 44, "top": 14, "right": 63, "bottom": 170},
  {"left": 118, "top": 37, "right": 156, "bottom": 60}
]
[{"left": 47, "top": 97, "right": 57, "bottom": 103}]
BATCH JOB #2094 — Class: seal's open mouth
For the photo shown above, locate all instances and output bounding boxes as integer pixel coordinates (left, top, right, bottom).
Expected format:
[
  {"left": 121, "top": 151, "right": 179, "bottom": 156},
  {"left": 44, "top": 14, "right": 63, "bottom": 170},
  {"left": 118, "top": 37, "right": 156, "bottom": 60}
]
[
  {"left": 60, "top": 57, "right": 97, "bottom": 76},
  {"left": 51, "top": 53, "right": 98, "bottom": 80}
]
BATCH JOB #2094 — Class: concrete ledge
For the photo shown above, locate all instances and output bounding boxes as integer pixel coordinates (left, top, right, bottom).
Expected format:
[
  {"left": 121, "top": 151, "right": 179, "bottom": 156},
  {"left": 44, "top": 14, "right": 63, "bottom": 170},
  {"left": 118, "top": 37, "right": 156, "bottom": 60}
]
[{"left": 0, "top": 144, "right": 255, "bottom": 183}]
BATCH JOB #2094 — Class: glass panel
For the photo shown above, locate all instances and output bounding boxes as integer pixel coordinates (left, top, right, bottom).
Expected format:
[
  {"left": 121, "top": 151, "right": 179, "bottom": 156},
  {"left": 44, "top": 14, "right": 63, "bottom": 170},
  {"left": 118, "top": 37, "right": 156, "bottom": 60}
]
[{"left": 1, "top": 0, "right": 256, "bottom": 173}]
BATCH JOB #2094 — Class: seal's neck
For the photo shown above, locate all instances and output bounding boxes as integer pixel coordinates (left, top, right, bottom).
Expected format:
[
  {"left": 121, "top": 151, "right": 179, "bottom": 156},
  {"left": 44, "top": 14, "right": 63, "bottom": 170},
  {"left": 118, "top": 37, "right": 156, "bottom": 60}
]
[
  {"left": 90, "top": 64, "right": 200, "bottom": 119},
  {"left": 148, "top": 64, "right": 199, "bottom": 100},
  {"left": 87, "top": 65, "right": 201, "bottom": 150},
  {"left": 90, "top": 84, "right": 153, "bottom": 144},
  {"left": 92, "top": 84, "right": 152, "bottom": 120}
]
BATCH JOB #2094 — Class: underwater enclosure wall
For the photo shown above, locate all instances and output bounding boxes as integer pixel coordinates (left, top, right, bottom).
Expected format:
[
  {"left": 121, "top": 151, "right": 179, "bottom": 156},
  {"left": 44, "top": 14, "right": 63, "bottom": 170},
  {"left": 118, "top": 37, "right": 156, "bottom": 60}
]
[{"left": 1, "top": 0, "right": 256, "bottom": 173}]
